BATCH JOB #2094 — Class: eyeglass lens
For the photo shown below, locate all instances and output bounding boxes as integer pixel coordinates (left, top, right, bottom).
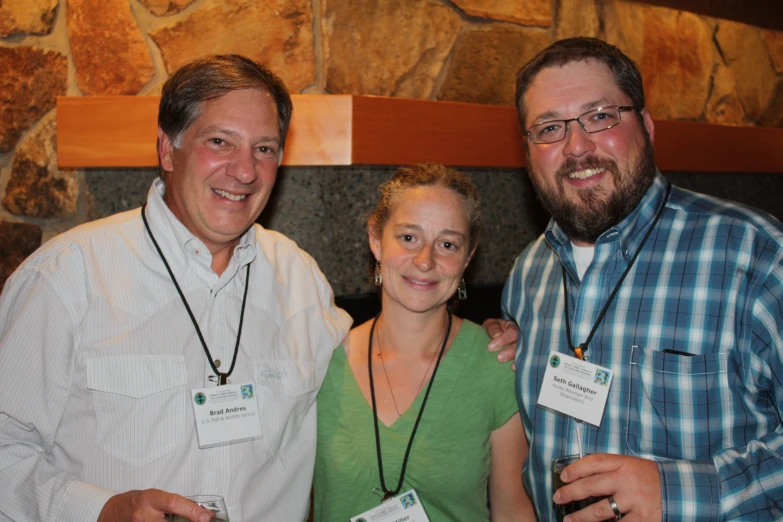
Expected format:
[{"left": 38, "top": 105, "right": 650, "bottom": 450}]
[{"left": 528, "top": 106, "right": 624, "bottom": 144}]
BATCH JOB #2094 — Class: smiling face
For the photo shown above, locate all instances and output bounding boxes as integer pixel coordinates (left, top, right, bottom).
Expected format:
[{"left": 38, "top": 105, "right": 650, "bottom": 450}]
[
  {"left": 370, "top": 186, "right": 475, "bottom": 315},
  {"left": 523, "top": 60, "right": 656, "bottom": 245},
  {"left": 158, "top": 88, "right": 280, "bottom": 266}
]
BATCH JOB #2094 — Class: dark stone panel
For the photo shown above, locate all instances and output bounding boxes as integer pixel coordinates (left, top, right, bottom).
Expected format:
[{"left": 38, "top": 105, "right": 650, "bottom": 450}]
[
  {"left": 261, "top": 166, "right": 397, "bottom": 297},
  {"left": 84, "top": 168, "right": 159, "bottom": 220},
  {"left": 664, "top": 171, "right": 783, "bottom": 221},
  {"left": 68, "top": 166, "right": 783, "bottom": 302},
  {"left": 264, "top": 166, "right": 549, "bottom": 297}
]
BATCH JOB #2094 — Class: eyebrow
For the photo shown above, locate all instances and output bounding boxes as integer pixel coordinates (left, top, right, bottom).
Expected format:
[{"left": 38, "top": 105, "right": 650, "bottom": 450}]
[
  {"left": 395, "top": 223, "right": 467, "bottom": 239},
  {"left": 197, "top": 126, "right": 280, "bottom": 144},
  {"left": 531, "top": 97, "right": 615, "bottom": 125}
]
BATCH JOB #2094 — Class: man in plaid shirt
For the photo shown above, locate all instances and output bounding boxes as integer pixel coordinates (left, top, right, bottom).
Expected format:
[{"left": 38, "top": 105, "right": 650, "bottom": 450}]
[{"left": 495, "top": 37, "right": 783, "bottom": 521}]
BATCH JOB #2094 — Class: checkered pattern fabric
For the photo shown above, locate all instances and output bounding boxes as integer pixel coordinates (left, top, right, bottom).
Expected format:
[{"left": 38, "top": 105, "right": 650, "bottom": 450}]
[{"left": 503, "top": 173, "right": 783, "bottom": 521}]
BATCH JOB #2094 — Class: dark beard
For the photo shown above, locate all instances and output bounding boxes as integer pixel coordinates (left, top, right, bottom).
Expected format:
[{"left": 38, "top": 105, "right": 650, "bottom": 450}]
[{"left": 529, "top": 137, "right": 657, "bottom": 244}]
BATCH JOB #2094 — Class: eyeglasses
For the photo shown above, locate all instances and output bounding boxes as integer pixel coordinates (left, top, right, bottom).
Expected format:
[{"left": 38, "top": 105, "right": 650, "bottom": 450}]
[{"left": 524, "top": 105, "right": 635, "bottom": 144}]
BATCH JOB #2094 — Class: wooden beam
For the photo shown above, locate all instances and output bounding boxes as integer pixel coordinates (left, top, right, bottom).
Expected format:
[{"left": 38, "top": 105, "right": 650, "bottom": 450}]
[
  {"left": 350, "top": 96, "right": 526, "bottom": 167},
  {"left": 57, "top": 96, "right": 159, "bottom": 168},
  {"left": 57, "top": 95, "right": 783, "bottom": 173},
  {"left": 276, "top": 95, "right": 353, "bottom": 166},
  {"left": 654, "top": 120, "right": 783, "bottom": 173}
]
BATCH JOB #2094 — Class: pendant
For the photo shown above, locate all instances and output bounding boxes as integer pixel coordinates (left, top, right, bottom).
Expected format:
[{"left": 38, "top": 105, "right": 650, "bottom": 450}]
[
  {"left": 372, "top": 488, "right": 394, "bottom": 502},
  {"left": 209, "top": 373, "right": 230, "bottom": 386}
]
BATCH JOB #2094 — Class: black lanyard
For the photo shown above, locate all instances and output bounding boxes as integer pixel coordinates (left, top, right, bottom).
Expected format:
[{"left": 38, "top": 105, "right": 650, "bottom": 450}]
[
  {"left": 562, "top": 182, "right": 671, "bottom": 360},
  {"left": 368, "top": 310, "right": 452, "bottom": 501},
  {"left": 141, "top": 203, "right": 250, "bottom": 385}
]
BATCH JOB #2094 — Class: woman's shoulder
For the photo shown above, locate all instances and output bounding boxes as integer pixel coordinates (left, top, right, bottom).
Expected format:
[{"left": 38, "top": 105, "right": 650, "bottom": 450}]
[
  {"left": 455, "top": 318, "right": 514, "bottom": 376},
  {"left": 343, "top": 318, "right": 374, "bottom": 357},
  {"left": 454, "top": 318, "right": 491, "bottom": 349}
]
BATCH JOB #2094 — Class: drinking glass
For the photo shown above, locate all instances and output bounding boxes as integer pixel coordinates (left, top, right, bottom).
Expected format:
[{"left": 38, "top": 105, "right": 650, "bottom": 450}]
[
  {"left": 166, "top": 495, "right": 229, "bottom": 521},
  {"left": 552, "top": 455, "right": 605, "bottom": 522}
]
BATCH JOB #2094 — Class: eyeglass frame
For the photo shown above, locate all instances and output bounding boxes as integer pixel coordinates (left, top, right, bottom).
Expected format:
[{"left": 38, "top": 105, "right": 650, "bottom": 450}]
[{"left": 524, "top": 105, "right": 636, "bottom": 144}]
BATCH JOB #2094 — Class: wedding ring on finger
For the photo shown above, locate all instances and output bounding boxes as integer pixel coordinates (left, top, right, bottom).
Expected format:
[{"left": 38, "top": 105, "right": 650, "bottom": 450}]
[{"left": 607, "top": 495, "right": 623, "bottom": 519}]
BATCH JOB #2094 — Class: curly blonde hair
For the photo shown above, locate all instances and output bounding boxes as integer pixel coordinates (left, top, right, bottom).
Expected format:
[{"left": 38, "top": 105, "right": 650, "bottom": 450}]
[{"left": 368, "top": 163, "right": 482, "bottom": 252}]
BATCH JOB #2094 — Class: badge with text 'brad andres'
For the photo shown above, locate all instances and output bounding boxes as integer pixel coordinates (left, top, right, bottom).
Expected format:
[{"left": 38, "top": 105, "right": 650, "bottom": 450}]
[
  {"left": 191, "top": 383, "right": 262, "bottom": 448},
  {"left": 537, "top": 352, "right": 613, "bottom": 427}
]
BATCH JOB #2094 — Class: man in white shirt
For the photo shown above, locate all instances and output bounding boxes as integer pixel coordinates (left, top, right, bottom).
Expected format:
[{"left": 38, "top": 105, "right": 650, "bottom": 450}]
[{"left": 0, "top": 55, "right": 352, "bottom": 522}]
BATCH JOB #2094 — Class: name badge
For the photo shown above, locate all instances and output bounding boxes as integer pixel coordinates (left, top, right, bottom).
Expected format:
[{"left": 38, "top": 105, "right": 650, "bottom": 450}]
[
  {"left": 537, "top": 351, "right": 613, "bottom": 427},
  {"left": 351, "top": 489, "right": 430, "bottom": 522},
  {"left": 191, "top": 382, "right": 263, "bottom": 448}
]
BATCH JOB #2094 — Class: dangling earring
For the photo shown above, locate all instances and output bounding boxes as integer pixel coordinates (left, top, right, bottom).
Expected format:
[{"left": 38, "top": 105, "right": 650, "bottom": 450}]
[
  {"left": 374, "top": 261, "right": 382, "bottom": 286},
  {"left": 458, "top": 278, "right": 467, "bottom": 300}
]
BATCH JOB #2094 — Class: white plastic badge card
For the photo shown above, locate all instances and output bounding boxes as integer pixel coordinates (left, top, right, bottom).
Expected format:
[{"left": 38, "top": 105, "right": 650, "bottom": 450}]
[
  {"left": 191, "top": 382, "right": 263, "bottom": 448},
  {"left": 351, "top": 489, "right": 430, "bottom": 522},
  {"left": 537, "top": 351, "right": 613, "bottom": 427}
]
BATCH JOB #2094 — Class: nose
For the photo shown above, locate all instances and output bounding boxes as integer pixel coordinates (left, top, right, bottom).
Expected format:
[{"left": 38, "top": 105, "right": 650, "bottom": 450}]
[
  {"left": 226, "top": 147, "right": 258, "bottom": 184},
  {"left": 413, "top": 245, "right": 434, "bottom": 271},
  {"left": 561, "top": 120, "right": 596, "bottom": 157}
]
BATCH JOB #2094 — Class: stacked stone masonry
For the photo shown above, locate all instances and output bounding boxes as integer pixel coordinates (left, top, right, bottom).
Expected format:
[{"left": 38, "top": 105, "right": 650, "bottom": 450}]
[{"left": 1, "top": 0, "right": 782, "bottom": 289}]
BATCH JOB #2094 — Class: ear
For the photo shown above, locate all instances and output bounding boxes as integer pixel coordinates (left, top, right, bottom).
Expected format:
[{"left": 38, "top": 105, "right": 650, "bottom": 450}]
[
  {"left": 158, "top": 127, "right": 176, "bottom": 172},
  {"left": 640, "top": 107, "right": 655, "bottom": 144},
  {"left": 368, "top": 221, "right": 382, "bottom": 262}
]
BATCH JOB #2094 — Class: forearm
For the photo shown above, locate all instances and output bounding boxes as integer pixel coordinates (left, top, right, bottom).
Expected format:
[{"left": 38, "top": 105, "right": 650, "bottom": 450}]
[
  {"left": 489, "top": 413, "right": 535, "bottom": 521},
  {"left": 658, "top": 430, "right": 783, "bottom": 522},
  {"left": 490, "top": 499, "right": 536, "bottom": 522},
  {"left": 0, "top": 271, "right": 108, "bottom": 521},
  {"left": 657, "top": 459, "right": 720, "bottom": 522},
  {"left": 0, "top": 430, "right": 114, "bottom": 521},
  {"left": 712, "top": 427, "right": 783, "bottom": 520}
]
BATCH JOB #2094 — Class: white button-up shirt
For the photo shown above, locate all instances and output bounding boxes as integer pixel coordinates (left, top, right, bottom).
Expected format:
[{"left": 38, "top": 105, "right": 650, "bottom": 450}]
[{"left": 0, "top": 179, "right": 352, "bottom": 521}]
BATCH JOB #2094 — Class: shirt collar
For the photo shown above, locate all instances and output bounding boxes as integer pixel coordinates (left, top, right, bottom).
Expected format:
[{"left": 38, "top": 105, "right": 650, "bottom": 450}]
[
  {"left": 545, "top": 170, "right": 669, "bottom": 263},
  {"left": 144, "top": 179, "right": 257, "bottom": 277}
]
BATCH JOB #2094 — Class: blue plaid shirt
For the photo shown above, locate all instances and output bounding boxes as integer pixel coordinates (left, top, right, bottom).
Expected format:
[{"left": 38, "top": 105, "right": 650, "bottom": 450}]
[{"left": 502, "top": 172, "right": 783, "bottom": 521}]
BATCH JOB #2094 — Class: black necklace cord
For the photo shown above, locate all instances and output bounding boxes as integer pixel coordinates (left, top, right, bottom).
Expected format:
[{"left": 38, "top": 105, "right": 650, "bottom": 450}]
[
  {"left": 141, "top": 203, "right": 250, "bottom": 384},
  {"left": 368, "top": 310, "right": 453, "bottom": 500},
  {"left": 563, "top": 181, "right": 671, "bottom": 360}
]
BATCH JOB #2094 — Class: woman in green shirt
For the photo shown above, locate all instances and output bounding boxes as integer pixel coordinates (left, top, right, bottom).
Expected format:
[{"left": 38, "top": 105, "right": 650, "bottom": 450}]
[{"left": 313, "top": 164, "right": 535, "bottom": 521}]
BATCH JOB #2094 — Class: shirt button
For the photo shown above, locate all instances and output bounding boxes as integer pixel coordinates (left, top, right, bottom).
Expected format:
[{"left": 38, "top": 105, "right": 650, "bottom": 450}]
[{"left": 215, "top": 359, "right": 221, "bottom": 368}]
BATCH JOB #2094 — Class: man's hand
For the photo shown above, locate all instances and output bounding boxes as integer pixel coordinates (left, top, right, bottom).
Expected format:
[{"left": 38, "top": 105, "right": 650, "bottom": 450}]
[
  {"left": 98, "top": 489, "right": 214, "bottom": 522},
  {"left": 483, "top": 318, "right": 519, "bottom": 369},
  {"left": 554, "top": 454, "right": 662, "bottom": 522}
]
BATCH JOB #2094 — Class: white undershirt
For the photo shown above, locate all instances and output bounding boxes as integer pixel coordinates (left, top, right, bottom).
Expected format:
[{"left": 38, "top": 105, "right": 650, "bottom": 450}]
[{"left": 571, "top": 243, "right": 595, "bottom": 279}]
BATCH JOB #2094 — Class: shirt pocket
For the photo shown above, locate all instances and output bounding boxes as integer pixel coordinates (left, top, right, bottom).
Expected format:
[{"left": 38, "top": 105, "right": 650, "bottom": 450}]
[
  {"left": 86, "top": 355, "right": 188, "bottom": 466},
  {"left": 253, "top": 359, "right": 317, "bottom": 456},
  {"left": 626, "top": 346, "right": 728, "bottom": 461}
]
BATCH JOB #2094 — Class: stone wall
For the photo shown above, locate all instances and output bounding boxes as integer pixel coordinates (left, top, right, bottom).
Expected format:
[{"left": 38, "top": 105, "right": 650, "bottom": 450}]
[{"left": 1, "top": 0, "right": 782, "bottom": 291}]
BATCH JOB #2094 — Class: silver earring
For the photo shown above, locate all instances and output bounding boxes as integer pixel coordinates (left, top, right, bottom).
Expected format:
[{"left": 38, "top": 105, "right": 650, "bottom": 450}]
[
  {"left": 374, "top": 262, "right": 382, "bottom": 286},
  {"left": 458, "top": 278, "right": 467, "bottom": 300}
]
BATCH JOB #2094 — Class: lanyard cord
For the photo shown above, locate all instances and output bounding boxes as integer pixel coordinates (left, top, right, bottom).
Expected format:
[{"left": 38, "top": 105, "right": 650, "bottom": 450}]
[
  {"left": 368, "top": 310, "right": 452, "bottom": 501},
  {"left": 563, "top": 182, "right": 671, "bottom": 360},
  {"left": 141, "top": 203, "right": 250, "bottom": 384}
]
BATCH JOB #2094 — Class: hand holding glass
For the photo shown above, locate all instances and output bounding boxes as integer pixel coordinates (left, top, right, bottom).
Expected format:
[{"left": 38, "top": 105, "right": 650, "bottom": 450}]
[
  {"left": 166, "top": 495, "right": 229, "bottom": 521},
  {"left": 552, "top": 455, "right": 606, "bottom": 522}
]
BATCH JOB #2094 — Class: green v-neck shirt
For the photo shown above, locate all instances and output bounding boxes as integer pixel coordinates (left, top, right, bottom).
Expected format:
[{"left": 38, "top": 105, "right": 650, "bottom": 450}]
[{"left": 313, "top": 320, "right": 518, "bottom": 521}]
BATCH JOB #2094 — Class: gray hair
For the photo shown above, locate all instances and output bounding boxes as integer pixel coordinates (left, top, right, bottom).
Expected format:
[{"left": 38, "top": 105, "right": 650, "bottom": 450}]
[{"left": 158, "top": 54, "right": 293, "bottom": 151}]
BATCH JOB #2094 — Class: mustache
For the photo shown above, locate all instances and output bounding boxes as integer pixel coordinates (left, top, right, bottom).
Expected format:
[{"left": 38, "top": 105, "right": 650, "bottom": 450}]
[{"left": 556, "top": 155, "right": 619, "bottom": 178}]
